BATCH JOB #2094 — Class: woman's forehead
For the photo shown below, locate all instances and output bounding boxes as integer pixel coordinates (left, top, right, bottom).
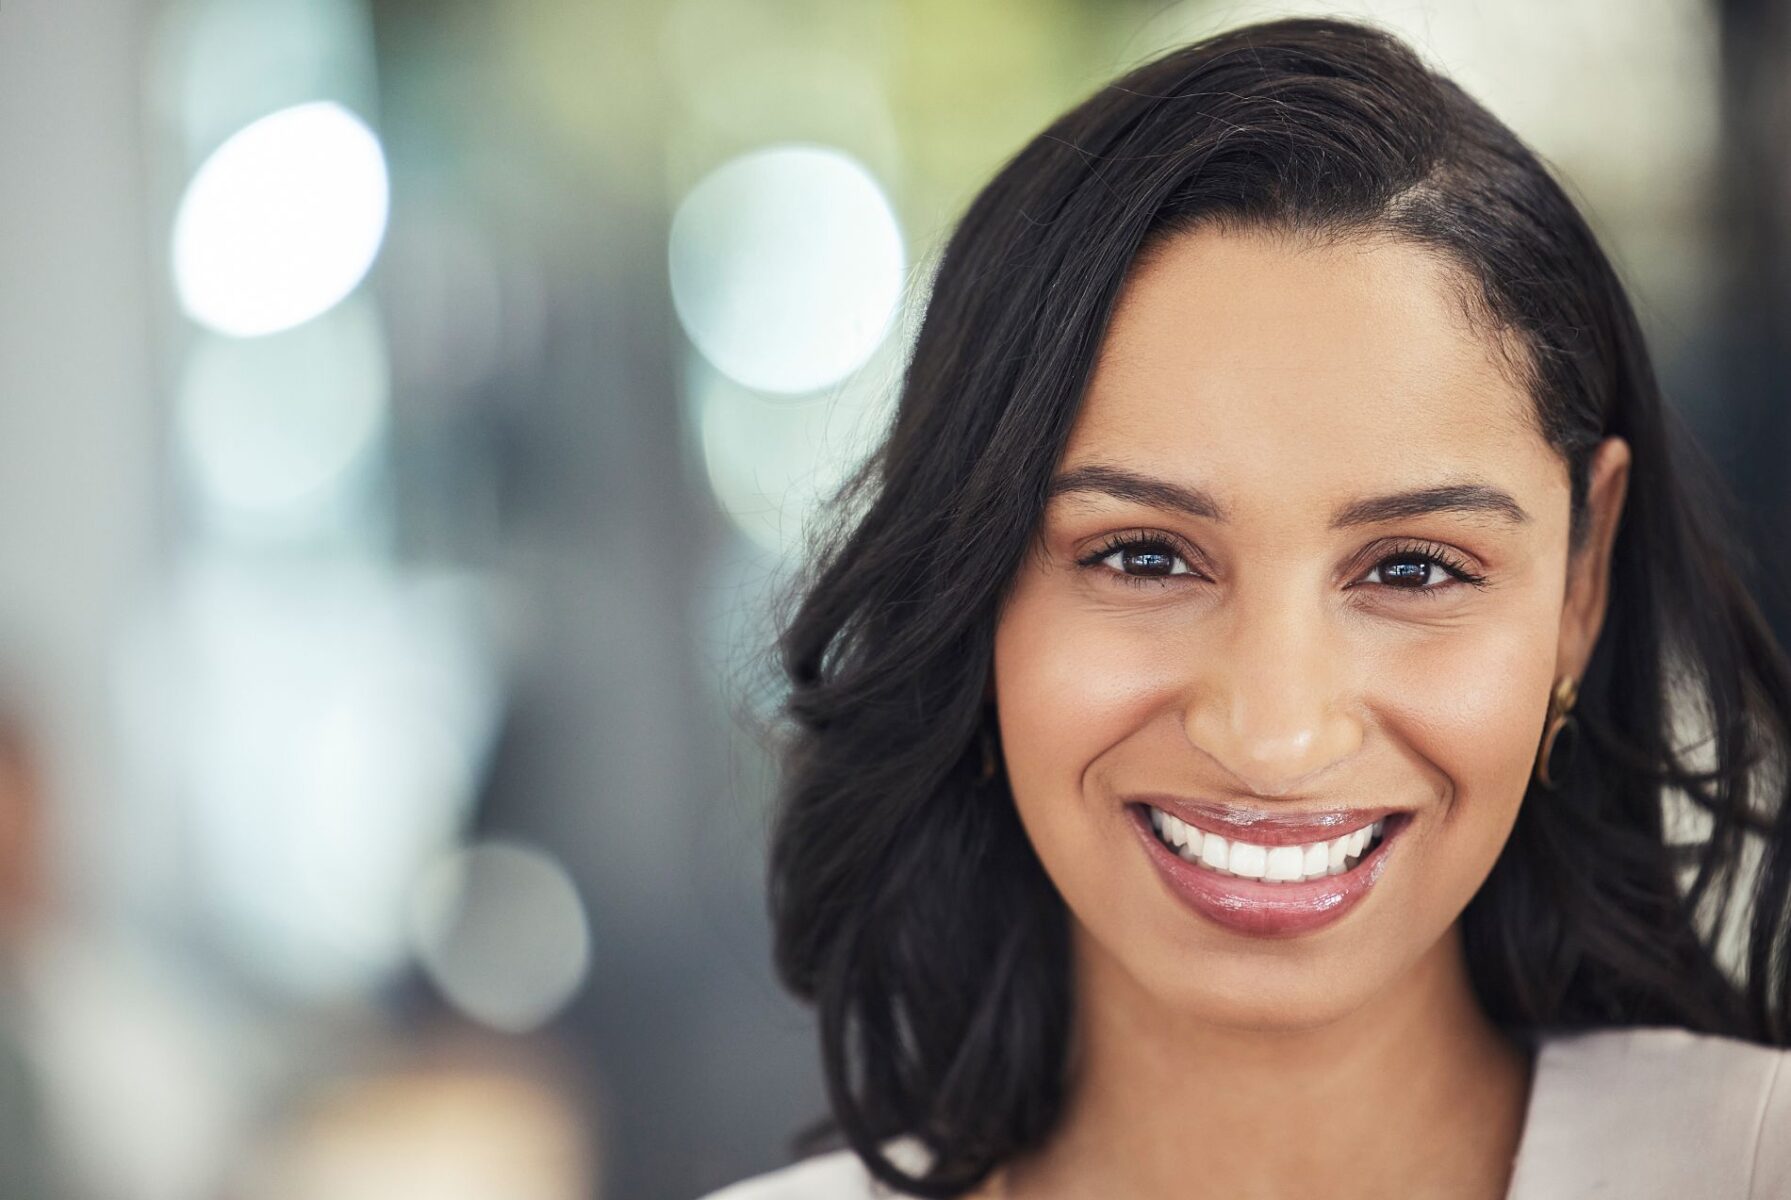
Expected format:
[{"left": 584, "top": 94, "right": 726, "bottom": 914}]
[{"left": 1066, "top": 226, "right": 1550, "bottom": 499}]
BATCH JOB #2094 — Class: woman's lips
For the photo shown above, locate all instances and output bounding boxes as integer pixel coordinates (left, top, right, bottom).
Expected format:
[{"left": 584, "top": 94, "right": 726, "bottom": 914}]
[{"left": 1127, "top": 803, "right": 1410, "bottom": 938}]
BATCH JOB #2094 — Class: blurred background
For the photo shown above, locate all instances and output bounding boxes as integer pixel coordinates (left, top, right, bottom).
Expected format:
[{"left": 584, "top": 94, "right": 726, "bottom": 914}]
[{"left": 0, "top": 0, "right": 1787, "bottom": 1197}]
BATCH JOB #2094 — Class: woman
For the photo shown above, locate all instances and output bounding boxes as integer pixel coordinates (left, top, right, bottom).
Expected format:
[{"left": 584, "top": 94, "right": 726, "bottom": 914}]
[{"left": 704, "top": 15, "right": 1791, "bottom": 1199}]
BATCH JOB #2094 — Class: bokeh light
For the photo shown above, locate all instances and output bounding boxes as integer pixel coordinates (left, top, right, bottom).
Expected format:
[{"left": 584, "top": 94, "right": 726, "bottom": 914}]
[
  {"left": 172, "top": 100, "right": 390, "bottom": 337},
  {"left": 176, "top": 297, "right": 390, "bottom": 528},
  {"left": 121, "top": 557, "right": 501, "bottom": 1001},
  {"left": 408, "top": 840, "right": 593, "bottom": 1034},
  {"left": 230, "top": 1067, "right": 590, "bottom": 1200},
  {"left": 685, "top": 347, "right": 898, "bottom": 556},
  {"left": 668, "top": 144, "right": 905, "bottom": 395}
]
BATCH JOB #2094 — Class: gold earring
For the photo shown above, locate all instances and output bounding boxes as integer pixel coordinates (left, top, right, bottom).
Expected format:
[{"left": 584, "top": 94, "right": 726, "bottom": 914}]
[{"left": 1534, "top": 675, "right": 1580, "bottom": 790}]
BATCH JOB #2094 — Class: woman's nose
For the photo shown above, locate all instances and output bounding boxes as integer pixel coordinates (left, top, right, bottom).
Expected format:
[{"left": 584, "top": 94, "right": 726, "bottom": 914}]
[{"left": 1180, "top": 591, "right": 1363, "bottom": 796}]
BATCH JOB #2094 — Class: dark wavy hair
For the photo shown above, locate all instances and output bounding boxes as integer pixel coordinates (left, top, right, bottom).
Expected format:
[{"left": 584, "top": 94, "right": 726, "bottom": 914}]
[{"left": 761, "top": 15, "right": 1791, "bottom": 1198}]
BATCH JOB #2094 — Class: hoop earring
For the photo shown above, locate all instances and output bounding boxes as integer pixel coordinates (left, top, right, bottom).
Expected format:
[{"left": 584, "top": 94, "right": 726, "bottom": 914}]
[{"left": 1534, "top": 675, "right": 1580, "bottom": 790}]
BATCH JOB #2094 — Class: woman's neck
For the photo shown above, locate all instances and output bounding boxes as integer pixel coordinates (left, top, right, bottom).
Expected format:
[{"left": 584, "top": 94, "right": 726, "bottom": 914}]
[{"left": 996, "top": 921, "right": 1535, "bottom": 1200}]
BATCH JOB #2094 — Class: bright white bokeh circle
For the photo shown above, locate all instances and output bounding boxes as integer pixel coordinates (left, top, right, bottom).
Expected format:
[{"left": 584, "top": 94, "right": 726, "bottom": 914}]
[
  {"left": 408, "top": 839, "right": 593, "bottom": 1034},
  {"left": 172, "top": 100, "right": 390, "bottom": 337},
  {"left": 668, "top": 144, "right": 905, "bottom": 395}
]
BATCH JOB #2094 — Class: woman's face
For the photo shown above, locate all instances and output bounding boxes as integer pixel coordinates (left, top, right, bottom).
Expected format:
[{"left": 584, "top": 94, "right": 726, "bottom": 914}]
[{"left": 991, "top": 225, "right": 1629, "bottom": 1030}]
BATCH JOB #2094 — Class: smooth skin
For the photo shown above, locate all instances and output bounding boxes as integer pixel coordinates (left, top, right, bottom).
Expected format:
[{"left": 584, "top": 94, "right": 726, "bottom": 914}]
[{"left": 983, "top": 226, "right": 1631, "bottom": 1200}]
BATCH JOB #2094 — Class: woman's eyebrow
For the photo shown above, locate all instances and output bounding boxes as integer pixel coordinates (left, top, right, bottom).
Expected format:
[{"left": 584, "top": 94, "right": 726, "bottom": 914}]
[{"left": 1045, "top": 463, "right": 1532, "bottom": 528}]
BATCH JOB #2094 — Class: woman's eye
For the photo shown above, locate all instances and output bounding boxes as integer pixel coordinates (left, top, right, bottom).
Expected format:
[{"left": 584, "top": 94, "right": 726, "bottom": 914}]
[
  {"left": 1359, "top": 548, "right": 1488, "bottom": 597},
  {"left": 1079, "top": 538, "right": 1196, "bottom": 584}
]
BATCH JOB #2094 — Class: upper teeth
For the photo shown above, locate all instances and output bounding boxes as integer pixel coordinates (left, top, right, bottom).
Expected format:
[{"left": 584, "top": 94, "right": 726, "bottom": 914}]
[{"left": 1149, "top": 807, "right": 1386, "bottom": 882}]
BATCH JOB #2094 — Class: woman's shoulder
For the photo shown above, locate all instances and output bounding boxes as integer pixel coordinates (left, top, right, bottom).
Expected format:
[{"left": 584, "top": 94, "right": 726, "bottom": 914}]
[
  {"left": 692, "top": 1148, "right": 871, "bottom": 1200},
  {"left": 692, "top": 1138, "right": 929, "bottom": 1200},
  {"left": 1537, "top": 1021, "right": 1789, "bottom": 1065},
  {"left": 1511, "top": 1024, "right": 1791, "bottom": 1198}
]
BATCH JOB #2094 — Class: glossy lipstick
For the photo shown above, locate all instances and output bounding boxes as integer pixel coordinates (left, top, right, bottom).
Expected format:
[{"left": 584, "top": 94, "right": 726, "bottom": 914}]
[{"left": 1128, "top": 803, "right": 1410, "bottom": 938}]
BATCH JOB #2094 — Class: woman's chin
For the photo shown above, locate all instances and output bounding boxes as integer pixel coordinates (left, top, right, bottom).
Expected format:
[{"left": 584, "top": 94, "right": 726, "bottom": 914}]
[
  {"left": 1164, "top": 965, "right": 1384, "bottom": 1032},
  {"left": 1079, "top": 921, "right": 1392, "bottom": 1034}
]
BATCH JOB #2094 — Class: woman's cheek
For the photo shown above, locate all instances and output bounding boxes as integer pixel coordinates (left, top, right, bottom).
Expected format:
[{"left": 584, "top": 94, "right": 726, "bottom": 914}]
[
  {"left": 1364, "top": 613, "right": 1557, "bottom": 904},
  {"left": 995, "top": 583, "right": 1143, "bottom": 808},
  {"left": 993, "top": 583, "right": 1140, "bottom": 925}
]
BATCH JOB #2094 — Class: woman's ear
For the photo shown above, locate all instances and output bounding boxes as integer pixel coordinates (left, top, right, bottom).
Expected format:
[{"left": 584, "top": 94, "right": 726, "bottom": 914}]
[{"left": 1557, "top": 436, "right": 1631, "bottom": 682}]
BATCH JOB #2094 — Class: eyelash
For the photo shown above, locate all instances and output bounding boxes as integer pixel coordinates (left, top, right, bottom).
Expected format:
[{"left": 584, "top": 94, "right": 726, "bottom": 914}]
[{"left": 1074, "top": 531, "right": 1491, "bottom": 599}]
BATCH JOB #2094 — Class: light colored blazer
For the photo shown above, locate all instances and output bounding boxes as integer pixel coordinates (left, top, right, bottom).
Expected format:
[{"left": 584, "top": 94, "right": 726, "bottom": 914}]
[{"left": 696, "top": 1027, "right": 1791, "bottom": 1199}]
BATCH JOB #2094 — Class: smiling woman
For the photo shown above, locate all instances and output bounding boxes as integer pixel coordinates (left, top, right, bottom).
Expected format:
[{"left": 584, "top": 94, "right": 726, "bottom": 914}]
[
  {"left": 997, "top": 227, "right": 1614, "bottom": 980},
  {"left": 705, "top": 15, "right": 1791, "bottom": 1200}
]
